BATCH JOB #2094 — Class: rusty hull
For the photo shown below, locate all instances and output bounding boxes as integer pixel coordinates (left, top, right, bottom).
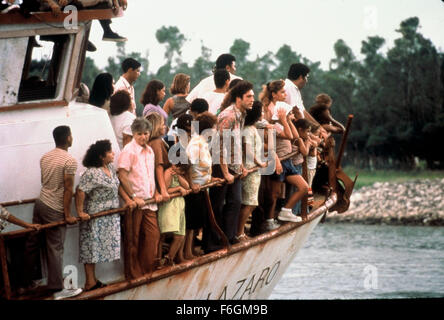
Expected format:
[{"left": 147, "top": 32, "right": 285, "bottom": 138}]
[{"left": 73, "top": 193, "right": 336, "bottom": 300}]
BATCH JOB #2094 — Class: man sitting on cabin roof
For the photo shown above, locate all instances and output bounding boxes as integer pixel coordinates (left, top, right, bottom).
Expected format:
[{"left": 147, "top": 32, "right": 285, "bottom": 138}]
[{"left": 15, "top": 0, "right": 127, "bottom": 43}]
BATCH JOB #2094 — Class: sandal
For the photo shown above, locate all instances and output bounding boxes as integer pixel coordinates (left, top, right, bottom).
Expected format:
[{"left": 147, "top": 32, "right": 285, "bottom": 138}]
[
  {"left": 307, "top": 188, "right": 314, "bottom": 206},
  {"left": 85, "top": 280, "right": 107, "bottom": 292},
  {"left": 235, "top": 233, "right": 250, "bottom": 243}
]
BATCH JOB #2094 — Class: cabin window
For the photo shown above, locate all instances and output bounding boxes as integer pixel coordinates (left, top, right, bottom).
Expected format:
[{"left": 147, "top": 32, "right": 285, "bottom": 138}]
[{"left": 17, "top": 34, "right": 70, "bottom": 102}]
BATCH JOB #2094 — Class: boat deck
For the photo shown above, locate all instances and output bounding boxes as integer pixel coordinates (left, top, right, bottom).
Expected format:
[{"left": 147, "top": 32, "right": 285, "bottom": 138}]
[{"left": 10, "top": 192, "right": 329, "bottom": 301}]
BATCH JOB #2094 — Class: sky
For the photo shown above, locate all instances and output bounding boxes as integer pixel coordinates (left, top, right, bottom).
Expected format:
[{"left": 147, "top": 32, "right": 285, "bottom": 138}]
[{"left": 86, "top": 0, "right": 444, "bottom": 75}]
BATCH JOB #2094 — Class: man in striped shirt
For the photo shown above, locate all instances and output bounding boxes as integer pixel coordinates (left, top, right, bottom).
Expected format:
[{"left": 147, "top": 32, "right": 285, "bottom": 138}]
[{"left": 23, "top": 125, "right": 83, "bottom": 300}]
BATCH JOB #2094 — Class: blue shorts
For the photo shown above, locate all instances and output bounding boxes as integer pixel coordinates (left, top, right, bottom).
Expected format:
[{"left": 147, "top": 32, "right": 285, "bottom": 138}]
[{"left": 271, "top": 159, "right": 300, "bottom": 182}]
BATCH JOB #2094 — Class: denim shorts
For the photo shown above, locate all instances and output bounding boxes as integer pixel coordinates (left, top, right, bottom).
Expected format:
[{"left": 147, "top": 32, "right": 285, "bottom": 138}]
[{"left": 271, "top": 159, "right": 300, "bottom": 182}]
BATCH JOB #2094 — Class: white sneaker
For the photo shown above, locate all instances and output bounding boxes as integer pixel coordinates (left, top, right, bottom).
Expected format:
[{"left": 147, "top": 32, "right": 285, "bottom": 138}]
[
  {"left": 53, "top": 288, "right": 83, "bottom": 300},
  {"left": 278, "top": 208, "right": 302, "bottom": 223}
]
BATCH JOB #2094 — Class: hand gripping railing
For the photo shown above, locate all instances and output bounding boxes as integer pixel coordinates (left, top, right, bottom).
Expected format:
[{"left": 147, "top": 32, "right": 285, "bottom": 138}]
[{"left": 0, "top": 150, "right": 311, "bottom": 299}]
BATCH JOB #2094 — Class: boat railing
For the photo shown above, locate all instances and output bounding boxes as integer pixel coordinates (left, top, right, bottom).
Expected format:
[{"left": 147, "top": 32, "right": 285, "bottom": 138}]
[
  {"left": 0, "top": 148, "right": 320, "bottom": 299},
  {"left": 0, "top": 151, "right": 306, "bottom": 239}
]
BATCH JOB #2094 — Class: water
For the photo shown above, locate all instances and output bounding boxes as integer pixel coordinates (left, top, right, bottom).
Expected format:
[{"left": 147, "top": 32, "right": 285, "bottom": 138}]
[{"left": 270, "top": 223, "right": 444, "bottom": 299}]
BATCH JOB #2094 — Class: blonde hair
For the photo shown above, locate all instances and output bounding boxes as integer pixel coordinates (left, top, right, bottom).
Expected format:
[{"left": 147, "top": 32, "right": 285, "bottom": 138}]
[
  {"left": 144, "top": 112, "right": 164, "bottom": 140},
  {"left": 259, "top": 80, "right": 285, "bottom": 107},
  {"left": 170, "top": 73, "right": 190, "bottom": 95},
  {"left": 315, "top": 93, "right": 332, "bottom": 106}
]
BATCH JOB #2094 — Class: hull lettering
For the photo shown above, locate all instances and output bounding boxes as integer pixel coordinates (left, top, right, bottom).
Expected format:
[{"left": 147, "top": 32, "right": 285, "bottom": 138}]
[{"left": 206, "top": 260, "right": 281, "bottom": 300}]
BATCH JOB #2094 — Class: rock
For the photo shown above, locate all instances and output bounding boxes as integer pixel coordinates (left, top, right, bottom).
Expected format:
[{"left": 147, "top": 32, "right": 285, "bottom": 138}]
[{"left": 326, "top": 177, "right": 444, "bottom": 226}]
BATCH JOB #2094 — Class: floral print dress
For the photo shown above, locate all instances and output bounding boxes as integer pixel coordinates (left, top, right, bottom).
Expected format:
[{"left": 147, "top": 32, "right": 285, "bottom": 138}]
[{"left": 78, "top": 164, "right": 121, "bottom": 264}]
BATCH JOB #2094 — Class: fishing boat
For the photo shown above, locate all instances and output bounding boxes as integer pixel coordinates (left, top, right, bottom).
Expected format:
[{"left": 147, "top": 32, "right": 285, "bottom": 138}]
[{"left": 0, "top": 4, "right": 355, "bottom": 300}]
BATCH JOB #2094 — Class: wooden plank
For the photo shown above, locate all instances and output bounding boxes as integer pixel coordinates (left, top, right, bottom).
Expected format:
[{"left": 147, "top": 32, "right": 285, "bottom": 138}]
[
  {"left": 0, "top": 99, "right": 68, "bottom": 112},
  {"left": 0, "top": 236, "right": 12, "bottom": 300},
  {"left": 0, "top": 8, "right": 123, "bottom": 25}
]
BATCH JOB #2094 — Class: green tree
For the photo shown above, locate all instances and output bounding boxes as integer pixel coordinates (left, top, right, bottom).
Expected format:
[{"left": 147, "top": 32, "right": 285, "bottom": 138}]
[{"left": 80, "top": 57, "right": 102, "bottom": 90}]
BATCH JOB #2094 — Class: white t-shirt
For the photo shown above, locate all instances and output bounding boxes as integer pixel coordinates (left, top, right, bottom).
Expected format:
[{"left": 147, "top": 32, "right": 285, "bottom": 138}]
[
  {"left": 114, "top": 76, "right": 136, "bottom": 114},
  {"left": 110, "top": 110, "right": 136, "bottom": 149},
  {"left": 201, "top": 91, "right": 225, "bottom": 115},
  {"left": 284, "top": 78, "right": 305, "bottom": 118},
  {"left": 186, "top": 73, "right": 242, "bottom": 103},
  {"left": 307, "top": 155, "right": 317, "bottom": 170}
]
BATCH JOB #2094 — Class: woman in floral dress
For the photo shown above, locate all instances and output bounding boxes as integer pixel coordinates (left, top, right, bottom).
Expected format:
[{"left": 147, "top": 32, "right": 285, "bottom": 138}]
[{"left": 75, "top": 140, "right": 134, "bottom": 291}]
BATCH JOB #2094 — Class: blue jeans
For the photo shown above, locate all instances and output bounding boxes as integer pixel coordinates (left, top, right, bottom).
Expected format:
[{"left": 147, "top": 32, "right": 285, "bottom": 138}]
[{"left": 285, "top": 164, "right": 302, "bottom": 215}]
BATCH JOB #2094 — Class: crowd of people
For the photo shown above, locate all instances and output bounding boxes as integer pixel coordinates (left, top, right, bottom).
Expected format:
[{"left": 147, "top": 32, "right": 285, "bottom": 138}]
[{"left": 1, "top": 53, "right": 345, "bottom": 300}]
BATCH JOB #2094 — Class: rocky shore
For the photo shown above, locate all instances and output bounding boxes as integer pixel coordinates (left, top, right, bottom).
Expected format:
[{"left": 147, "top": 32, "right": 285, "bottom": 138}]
[{"left": 326, "top": 178, "right": 444, "bottom": 226}]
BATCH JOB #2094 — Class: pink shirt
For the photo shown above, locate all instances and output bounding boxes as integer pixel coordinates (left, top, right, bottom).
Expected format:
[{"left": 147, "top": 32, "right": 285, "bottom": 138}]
[{"left": 118, "top": 139, "right": 157, "bottom": 211}]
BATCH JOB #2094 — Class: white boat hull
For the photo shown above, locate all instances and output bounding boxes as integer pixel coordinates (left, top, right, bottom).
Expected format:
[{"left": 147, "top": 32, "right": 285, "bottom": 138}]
[{"left": 94, "top": 213, "right": 325, "bottom": 300}]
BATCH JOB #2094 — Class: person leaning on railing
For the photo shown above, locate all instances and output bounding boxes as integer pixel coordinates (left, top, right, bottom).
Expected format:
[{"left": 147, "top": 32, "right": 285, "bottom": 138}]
[
  {"left": 0, "top": 205, "right": 41, "bottom": 232},
  {"left": 22, "top": 125, "right": 84, "bottom": 300},
  {"left": 75, "top": 139, "right": 135, "bottom": 292},
  {"left": 117, "top": 117, "right": 163, "bottom": 277}
]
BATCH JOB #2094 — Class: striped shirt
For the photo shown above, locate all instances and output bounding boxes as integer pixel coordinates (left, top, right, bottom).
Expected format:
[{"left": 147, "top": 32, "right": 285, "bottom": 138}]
[{"left": 39, "top": 148, "right": 77, "bottom": 213}]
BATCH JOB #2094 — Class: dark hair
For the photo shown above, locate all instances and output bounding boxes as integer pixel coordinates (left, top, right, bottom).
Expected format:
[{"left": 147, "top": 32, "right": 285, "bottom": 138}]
[
  {"left": 190, "top": 98, "right": 209, "bottom": 114},
  {"left": 229, "top": 80, "right": 253, "bottom": 103},
  {"left": 175, "top": 113, "right": 193, "bottom": 132},
  {"left": 309, "top": 103, "right": 330, "bottom": 124},
  {"left": 213, "top": 69, "right": 230, "bottom": 88},
  {"left": 287, "top": 63, "right": 310, "bottom": 81},
  {"left": 215, "top": 53, "right": 236, "bottom": 69},
  {"left": 122, "top": 58, "right": 141, "bottom": 73},
  {"left": 294, "top": 118, "right": 312, "bottom": 130},
  {"left": 53, "top": 125, "right": 71, "bottom": 146},
  {"left": 140, "top": 80, "right": 165, "bottom": 106},
  {"left": 220, "top": 79, "right": 250, "bottom": 111},
  {"left": 82, "top": 140, "right": 112, "bottom": 168},
  {"left": 244, "top": 101, "right": 263, "bottom": 126},
  {"left": 310, "top": 122, "right": 321, "bottom": 133},
  {"left": 194, "top": 112, "right": 217, "bottom": 134},
  {"left": 173, "top": 163, "right": 190, "bottom": 175},
  {"left": 110, "top": 90, "right": 131, "bottom": 115},
  {"left": 229, "top": 78, "right": 242, "bottom": 90},
  {"left": 89, "top": 73, "right": 113, "bottom": 108}
]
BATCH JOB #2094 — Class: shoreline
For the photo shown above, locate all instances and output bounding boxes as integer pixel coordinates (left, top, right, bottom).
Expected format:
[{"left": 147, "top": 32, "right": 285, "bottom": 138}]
[{"left": 324, "top": 178, "right": 444, "bottom": 226}]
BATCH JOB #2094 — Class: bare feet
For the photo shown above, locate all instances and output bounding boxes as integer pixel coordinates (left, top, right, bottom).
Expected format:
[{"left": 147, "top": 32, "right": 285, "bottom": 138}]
[
  {"left": 193, "top": 248, "right": 204, "bottom": 256},
  {"left": 183, "top": 253, "right": 196, "bottom": 260}
]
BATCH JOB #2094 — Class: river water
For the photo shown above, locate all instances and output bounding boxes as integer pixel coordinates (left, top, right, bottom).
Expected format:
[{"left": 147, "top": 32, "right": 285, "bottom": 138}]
[{"left": 270, "top": 223, "right": 444, "bottom": 299}]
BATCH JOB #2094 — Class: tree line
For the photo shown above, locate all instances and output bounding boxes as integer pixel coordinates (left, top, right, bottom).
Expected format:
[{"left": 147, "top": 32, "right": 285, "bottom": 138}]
[{"left": 82, "top": 17, "right": 444, "bottom": 170}]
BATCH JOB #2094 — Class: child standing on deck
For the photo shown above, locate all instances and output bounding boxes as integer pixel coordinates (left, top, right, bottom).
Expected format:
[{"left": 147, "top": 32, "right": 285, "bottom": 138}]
[
  {"left": 237, "top": 101, "right": 268, "bottom": 242},
  {"left": 288, "top": 119, "right": 312, "bottom": 214},
  {"left": 306, "top": 123, "right": 322, "bottom": 206},
  {"left": 157, "top": 163, "right": 190, "bottom": 266},
  {"left": 260, "top": 80, "right": 308, "bottom": 224}
]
